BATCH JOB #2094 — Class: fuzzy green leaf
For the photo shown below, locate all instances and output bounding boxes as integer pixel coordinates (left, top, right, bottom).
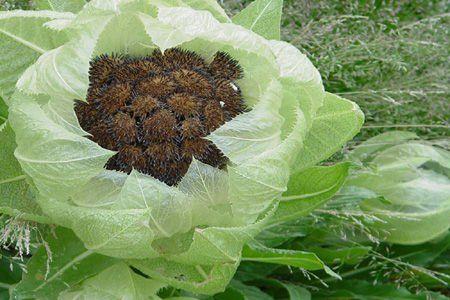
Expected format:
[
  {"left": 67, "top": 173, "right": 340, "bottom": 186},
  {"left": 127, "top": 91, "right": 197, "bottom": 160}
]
[
  {"left": 178, "top": 159, "right": 231, "bottom": 227},
  {"left": 207, "top": 80, "right": 283, "bottom": 164},
  {"left": 313, "top": 280, "right": 448, "bottom": 299},
  {"left": 12, "top": 227, "right": 116, "bottom": 300},
  {"left": 37, "top": 197, "right": 158, "bottom": 259},
  {"left": 58, "top": 262, "right": 165, "bottom": 300},
  {"left": 255, "top": 220, "right": 309, "bottom": 248},
  {"left": 8, "top": 92, "right": 114, "bottom": 198},
  {"left": 293, "top": 92, "right": 364, "bottom": 171},
  {"left": 228, "top": 158, "right": 289, "bottom": 224},
  {"left": 268, "top": 40, "right": 324, "bottom": 135},
  {"left": 183, "top": 0, "right": 231, "bottom": 23},
  {"left": 242, "top": 242, "right": 340, "bottom": 278},
  {"left": 227, "top": 105, "right": 306, "bottom": 224},
  {"left": 94, "top": 12, "right": 155, "bottom": 56},
  {"left": 260, "top": 280, "right": 312, "bottom": 300},
  {"left": 35, "top": 0, "right": 87, "bottom": 13},
  {"left": 139, "top": 13, "right": 191, "bottom": 52},
  {"left": 346, "top": 130, "right": 419, "bottom": 163},
  {"left": 279, "top": 283, "right": 311, "bottom": 300},
  {"left": 69, "top": 171, "right": 127, "bottom": 208},
  {"left": 232, "top": 0, "right": 283, "bottom": 40},
  {"left": 371, "top": 142, "right": 450, "bottom": 170},
  {"left": 216, "top": 280, "right": 272, "bottom": 300},
  {"left": 0, "top": 123, "right": 46, "bottom": 222},
  {"left": 130, "top": 257, "right": 239, "bottom": 295},
  {"left": 307, "top": 246, "right": 371, "bottom": 265},
  {"left": 113, "top": 170, "right": 192, "bottom": 238},
  {"left": 0, "top": 10, "right": 71, "bottom": 100},
  {"left": 16, "top": 6, "right": 113, "bottom": 100},
  {"left": 348, "top": 142, "right": 450, "bottom": 244},
  {"left": 269, "top": 162, "right": 351, "bottom": 226},
  {"left": 130, "top": 205, "right": 277, "bottom": 295},
  {"left": 42, "top": 97, "right": 87, "bottom": 136},
  {"left": 0, "top": 97, "right": 7, "bottom": 127}
]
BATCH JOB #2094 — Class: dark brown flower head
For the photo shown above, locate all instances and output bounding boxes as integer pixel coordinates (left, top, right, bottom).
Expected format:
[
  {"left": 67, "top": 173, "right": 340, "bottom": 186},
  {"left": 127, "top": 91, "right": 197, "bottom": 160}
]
[{"left": 75, "top": 48, "right": 245, "bottom": 185}]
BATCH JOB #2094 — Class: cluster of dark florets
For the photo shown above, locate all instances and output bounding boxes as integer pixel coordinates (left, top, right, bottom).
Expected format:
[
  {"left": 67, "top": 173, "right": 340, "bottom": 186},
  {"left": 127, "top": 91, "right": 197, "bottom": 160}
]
[{"left": 75, "top": 48, "right": 245, "bottom": 185}]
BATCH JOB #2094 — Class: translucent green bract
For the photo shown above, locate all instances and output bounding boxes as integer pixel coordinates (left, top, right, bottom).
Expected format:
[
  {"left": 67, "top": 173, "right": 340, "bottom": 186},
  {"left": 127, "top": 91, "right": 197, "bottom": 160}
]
[{"left": 6, "top": 0, "right": 364, "bottom": 294}]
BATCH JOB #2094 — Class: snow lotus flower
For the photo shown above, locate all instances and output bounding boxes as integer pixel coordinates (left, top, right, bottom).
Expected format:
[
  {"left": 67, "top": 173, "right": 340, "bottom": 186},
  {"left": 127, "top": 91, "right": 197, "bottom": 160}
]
[{"left": 1, "top": 0, "right": 363, "bottom": 294}]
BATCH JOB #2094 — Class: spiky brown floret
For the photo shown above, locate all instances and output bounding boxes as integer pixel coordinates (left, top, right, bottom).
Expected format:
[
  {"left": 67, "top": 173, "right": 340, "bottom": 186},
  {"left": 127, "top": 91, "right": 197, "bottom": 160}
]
[
  {"left": 136, "top": 76, "right": 177, "bottom": 98},
  {"left": 181, "top": 118, "right": 204, "bottom": 138},
  {"left": 97, "top": 82, "right": 131, "bottom": 115},
  {"left": 112, "top": 112, "right": 137, "bottom": 144},
  {"left": 153, "top": 48, "right": 207, "bottom": 70},
  {"left": 117, "top": 59, "right": 163, "bottom": 81},
  {"left": 74, "top": 100, "right": 98, "bottom": 131},
  {"left": 215, "top": 79, "right": 246, "bottom": 120},
  {"left": 209, "top": 52, "right": 243, "bottom": 80},
  {"left": 89, "top": 123, "right": 115, "bottom": 150},
  {"left": 75, "top": 48, "right": 245, "bottom": 186},
  {"left": 172, "top": 69, "right": 213, "bottom": 98},
  {"left": 167, "top": 93, "right": 200, "bottom": 118},
  {"left": 131, "top": 95, "right": 159, "bottom": 118},
  {"left": 142, "top": 109, "right": 178, "bottom": 142},
  {"left": 182, "top": 139, "right": 226, "bottom": 168},
  {"left": 89, "top": 54, "right": 124, "bottom": 86},
  {"left": 203, "top": 102, "right": 225, "bottom": 132}
]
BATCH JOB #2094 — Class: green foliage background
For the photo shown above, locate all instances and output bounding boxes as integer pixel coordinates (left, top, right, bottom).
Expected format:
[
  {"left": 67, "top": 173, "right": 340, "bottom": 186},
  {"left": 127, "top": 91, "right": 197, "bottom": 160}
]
[
  {"left": 0, "top": 0, "right": 449, "bottom": 299},
  {"left": 224, "top": 0, "right": 449, "bottom": 142}
]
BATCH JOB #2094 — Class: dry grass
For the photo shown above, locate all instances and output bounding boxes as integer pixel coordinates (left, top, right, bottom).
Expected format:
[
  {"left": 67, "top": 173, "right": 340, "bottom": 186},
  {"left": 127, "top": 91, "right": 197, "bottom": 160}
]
[{"left": 223, "top": 0, "right": 449, "bottom": 141}]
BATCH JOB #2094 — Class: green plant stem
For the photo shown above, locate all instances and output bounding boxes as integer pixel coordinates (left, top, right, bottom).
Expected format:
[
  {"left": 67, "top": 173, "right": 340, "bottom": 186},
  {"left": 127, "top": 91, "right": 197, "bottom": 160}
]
[{"left": 0, "top": 282, "right": 11, "bottom": 289}]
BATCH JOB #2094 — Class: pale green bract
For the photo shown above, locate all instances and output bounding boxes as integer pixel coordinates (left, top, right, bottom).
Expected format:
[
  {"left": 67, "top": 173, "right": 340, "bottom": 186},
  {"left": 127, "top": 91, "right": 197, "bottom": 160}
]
[
  {"left": 346, "top": 132, "right": 450, "bottom": 245},
  {"left": 58, "top": 262, "right": 166, "bottom": 300},
  {"left": 2, "top": 0, "right": 363, "bottom": 294}
]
